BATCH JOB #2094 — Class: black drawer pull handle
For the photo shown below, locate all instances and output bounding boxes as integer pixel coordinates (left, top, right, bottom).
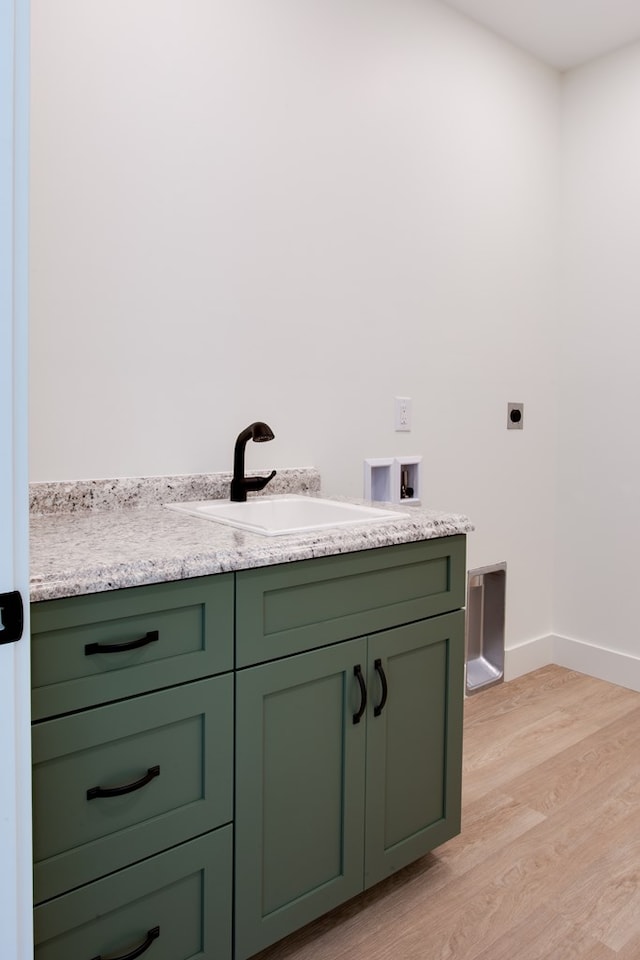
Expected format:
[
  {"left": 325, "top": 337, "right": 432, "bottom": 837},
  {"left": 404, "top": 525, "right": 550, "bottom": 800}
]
[
  {"left": 87, "top": 765, "right": 160, "bottom": 801},
  {"left": 85, "top": 630, "right": 159, "bottom": 656},
  {"left": 373, "top": 658, "right": 388, "bottom": 717},
  {"left": 90, "top": 925, "right": 160, "bottom": 960},
  {"left": 353, "top": 664, "right": 367, "bottom": 724}
]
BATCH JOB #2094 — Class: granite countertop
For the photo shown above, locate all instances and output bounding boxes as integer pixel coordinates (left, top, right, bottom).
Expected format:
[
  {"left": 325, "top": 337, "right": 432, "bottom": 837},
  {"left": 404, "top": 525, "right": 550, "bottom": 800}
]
[{"left": 29, "top": 469, "right": 474, "bottom": 603}]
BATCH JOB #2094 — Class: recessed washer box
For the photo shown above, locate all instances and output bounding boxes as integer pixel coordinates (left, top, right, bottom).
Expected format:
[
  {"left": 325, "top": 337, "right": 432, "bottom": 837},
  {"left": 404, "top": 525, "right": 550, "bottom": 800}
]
[
  {"left": 363, "top": 457, "right": 422, "bottom": 505},
  {"left": 465, "top": 563, "right": 506, "bottom": 695}
]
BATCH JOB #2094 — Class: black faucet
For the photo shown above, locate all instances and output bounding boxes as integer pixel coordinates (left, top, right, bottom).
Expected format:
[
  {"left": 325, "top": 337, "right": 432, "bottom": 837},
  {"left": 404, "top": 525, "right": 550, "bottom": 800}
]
[{"left": 230, "top": 422, "right": 277, "bottom": 502}]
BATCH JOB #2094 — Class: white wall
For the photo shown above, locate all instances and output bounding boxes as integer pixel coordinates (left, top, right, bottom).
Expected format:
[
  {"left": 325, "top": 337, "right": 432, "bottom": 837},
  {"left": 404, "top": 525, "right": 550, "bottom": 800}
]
[
  {"left": 29, "top": 0, "right": 560, "bottom": 652},
  {"left": 555, "top": 42, "right": 640, "bottom": 680}
]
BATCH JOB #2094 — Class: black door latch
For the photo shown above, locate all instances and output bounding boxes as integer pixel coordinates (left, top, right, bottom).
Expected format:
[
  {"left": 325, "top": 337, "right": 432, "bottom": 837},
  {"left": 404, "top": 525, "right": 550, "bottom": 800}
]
[{"left": 0, "top": 590, "right": 24, "bottom": 644}]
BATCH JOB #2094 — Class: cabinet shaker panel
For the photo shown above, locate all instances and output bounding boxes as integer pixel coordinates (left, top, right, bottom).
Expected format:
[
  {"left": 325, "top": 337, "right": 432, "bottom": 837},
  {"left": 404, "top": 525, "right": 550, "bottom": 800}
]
[
  {"left": 236, "top": 537, "right": 466, "bottom": 667},
  {"left": 34, "top": 826, "right": 232, "bottom": 960},
  {"left": 235, "top": 640, "right": 367, "bottom": 960},
  {"left": 364, "top": 611, "right": 465, "bottom": 887},
  {"left": 33, "top": 674, "right": 233, "bottom": 903},
  {"left": 31, "top": 574, "right": 233, "bottom": 719}
]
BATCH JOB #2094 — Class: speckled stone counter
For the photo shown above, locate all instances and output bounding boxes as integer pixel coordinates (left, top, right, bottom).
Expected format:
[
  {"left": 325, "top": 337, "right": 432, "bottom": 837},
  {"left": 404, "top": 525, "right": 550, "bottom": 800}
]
[
  {"left": 29, "top": 467, "right": 321, "bottom": 515},
  {"left": 30, "top": 469, "right": 474, "bottom": 603}
]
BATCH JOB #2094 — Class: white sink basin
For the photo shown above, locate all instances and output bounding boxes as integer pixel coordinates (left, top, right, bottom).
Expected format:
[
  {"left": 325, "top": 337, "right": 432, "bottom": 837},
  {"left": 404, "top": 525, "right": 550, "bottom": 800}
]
[{"left": 166, "top": 494, "right": 410, "bottom": 537}]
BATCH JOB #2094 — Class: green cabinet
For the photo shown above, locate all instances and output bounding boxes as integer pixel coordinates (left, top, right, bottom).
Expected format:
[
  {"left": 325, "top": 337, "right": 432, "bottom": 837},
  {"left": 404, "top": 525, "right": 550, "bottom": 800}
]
[
  {"left": 234, "top": 538, "right": 466, "bottom": 960},
  {"left": 31, "top": 534, "right": 466, "bottom": 960},
  {"left": 31, "top": 576, "right": 235, "bottom": 960}
]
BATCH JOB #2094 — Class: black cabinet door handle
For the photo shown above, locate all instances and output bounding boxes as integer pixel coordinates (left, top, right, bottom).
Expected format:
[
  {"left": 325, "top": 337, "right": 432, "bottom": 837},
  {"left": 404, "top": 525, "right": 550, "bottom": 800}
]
[
  {"left": 85, "top": 630, "right": 159, "bottom": 656},
  {"left": 90, "top": 925, "right": 160, "bottom": 960},
  {"left": 373, "top": 658, "right": 388, "bottom": 717},
  {"left": 87, "top": 765, "right": 160, "bottom": 801},
  {"left": 353, "top": 664, "right": 367, "bottom": 724}
]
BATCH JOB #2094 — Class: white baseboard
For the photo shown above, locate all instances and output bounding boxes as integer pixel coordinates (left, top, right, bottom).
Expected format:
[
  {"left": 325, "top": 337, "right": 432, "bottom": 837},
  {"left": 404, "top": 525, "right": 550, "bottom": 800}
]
[
  {"left": 504, "top": 634, "right": 555, "bottom": 681},
  {"left": 503, "top": 633, "right": 640, "bottom": 693},
  {"left": 552, "top": 634, "right": 640, "bottom": 693}
]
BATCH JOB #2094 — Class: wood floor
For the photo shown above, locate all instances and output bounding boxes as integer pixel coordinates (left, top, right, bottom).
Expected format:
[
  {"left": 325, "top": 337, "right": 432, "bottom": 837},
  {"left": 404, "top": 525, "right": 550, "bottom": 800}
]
[{"left": 251, "top": 665, "right": 640, "bottom": 960}]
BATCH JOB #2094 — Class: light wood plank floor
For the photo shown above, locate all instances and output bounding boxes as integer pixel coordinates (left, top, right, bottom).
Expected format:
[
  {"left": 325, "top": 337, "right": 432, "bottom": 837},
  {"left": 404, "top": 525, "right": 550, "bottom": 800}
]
[{"left": 251, "top": 666, "right": 640, "bottom": 960}]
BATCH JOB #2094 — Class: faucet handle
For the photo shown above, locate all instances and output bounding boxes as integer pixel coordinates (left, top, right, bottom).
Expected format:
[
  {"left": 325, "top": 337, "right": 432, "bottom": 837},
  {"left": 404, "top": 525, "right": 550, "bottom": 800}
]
[{"left": 245, "top": 470, "right": 277, "bottom": 493}]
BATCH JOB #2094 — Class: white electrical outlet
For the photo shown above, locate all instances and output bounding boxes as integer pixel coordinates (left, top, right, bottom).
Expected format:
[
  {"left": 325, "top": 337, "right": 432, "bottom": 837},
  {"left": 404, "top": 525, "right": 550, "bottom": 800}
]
[{"left": 394, "top": 397, "right": 411, "bottom": 432}]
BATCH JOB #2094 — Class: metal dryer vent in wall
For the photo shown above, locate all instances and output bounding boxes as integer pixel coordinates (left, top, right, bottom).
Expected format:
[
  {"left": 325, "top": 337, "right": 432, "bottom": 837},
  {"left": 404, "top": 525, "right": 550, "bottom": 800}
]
[{"left": 465, "top": 563, "right": 506, "bottom": 695}]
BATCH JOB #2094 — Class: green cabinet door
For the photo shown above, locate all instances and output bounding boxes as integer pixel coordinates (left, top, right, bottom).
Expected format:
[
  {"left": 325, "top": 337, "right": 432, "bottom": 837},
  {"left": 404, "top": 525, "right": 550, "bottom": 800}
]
[
  {"left": 235, "top": 639, "right": 368, "bottom": 960},
  {"left": 364, "top": 610, "right": 464, "bottom": 888}
]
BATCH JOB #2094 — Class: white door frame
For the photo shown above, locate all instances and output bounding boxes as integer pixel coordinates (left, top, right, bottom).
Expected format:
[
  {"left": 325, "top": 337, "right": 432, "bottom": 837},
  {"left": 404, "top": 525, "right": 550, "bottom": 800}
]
[{"left": 0, "top": 0, "right": 33, "bottom": 957}]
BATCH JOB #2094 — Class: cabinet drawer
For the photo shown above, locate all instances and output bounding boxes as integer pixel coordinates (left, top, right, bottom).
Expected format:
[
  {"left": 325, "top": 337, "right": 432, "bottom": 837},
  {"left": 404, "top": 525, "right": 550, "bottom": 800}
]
[
  {"left": 33, "top": 674, "right": 233, "bottom": 904},
  {"left": 31, "top": 574, "right": 233, "bottom": 719},
  {"left": 34, "top": 826, "right": 232, "bottom": 960},
  {"left": 236, "top": 536, "right": 466, "bottom": 666}
]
